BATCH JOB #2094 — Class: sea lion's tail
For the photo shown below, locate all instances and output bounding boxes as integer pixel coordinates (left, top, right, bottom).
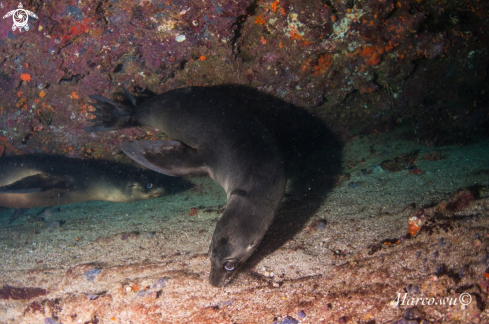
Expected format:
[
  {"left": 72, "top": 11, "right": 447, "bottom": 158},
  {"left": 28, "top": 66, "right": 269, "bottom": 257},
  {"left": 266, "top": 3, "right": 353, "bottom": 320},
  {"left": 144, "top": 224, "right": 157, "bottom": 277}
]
[{"left": 84, "top": 89, "right": 138, "bottom": 133}]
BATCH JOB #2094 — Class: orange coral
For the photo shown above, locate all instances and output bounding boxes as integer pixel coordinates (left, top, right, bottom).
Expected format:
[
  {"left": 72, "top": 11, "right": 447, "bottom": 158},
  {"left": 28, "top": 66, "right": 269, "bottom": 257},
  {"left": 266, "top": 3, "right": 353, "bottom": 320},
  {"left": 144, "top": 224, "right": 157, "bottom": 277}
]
[
  {"left": 359, "top": 46, "right": 384, "bottom": 66},
  {"left": 289, "top": 32, "right": 302, "bottom": 40},
  {"left": 360, "top": 83, "right": 378, "bottom": 94},
  {"left": 17, "top": 98, "right": 27, "bottom": 110},
  {"left": 254, "top": 15, "right": 265, "bottom": 25},
  {"left": 20, "top": 73, "right": 31, "bottom": 82},
  {"left": 407, "top": 212, "right": 426, "bottom": 237},
  {"left": 301, "top": 58, "right": 312, "bottom": 72},
  {"left": 288, "top": 25, "right": 303, "bottom": 40},
  {"left": 313, "top": 54, "right": 332, "bottom": 76},
  {"left": 271, "top": 0, "right": 280, "bottom": 12},
  {"left": 39, "top": 91, "right": 46, "bottom": 98}
]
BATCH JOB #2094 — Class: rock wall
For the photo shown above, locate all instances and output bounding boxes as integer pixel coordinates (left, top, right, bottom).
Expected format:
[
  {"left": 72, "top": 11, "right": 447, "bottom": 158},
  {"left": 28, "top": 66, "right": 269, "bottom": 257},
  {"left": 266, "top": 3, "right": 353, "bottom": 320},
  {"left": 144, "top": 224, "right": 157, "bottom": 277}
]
[{"left": 0, "top": 0, "right": 488, "bottom": 159}]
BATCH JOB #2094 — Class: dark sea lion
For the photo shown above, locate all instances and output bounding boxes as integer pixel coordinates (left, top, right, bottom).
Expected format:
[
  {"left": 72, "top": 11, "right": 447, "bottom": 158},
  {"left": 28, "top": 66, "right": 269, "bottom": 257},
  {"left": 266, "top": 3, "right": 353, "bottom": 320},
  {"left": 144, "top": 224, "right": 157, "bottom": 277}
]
[
  {"left": 0, "top": 154, "right": 190, "bottom": 209},
  {"left": 84, "top": 86, "right": 287, "bottom": 286}
]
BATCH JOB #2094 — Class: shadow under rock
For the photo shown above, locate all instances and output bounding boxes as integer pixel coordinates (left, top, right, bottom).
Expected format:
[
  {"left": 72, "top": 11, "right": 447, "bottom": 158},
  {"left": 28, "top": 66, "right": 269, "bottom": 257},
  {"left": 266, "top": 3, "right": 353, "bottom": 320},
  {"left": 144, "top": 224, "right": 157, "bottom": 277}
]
[{"left": 214, "top": 85, "right": 342, "bottom": 272}]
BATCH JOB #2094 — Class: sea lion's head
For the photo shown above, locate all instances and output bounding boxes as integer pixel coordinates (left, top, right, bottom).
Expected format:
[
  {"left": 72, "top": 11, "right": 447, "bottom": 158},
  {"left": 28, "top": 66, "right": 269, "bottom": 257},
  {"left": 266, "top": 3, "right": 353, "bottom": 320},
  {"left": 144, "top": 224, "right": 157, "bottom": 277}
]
[
  {"left": 140, "top": 181, "right": 167, "bottom": 198},
  {"left": 103, "top": 178, "right": 166, "bottom": 202},
  {"left": 208, "top": 199, "right": 268, "bottom": 287},
  {"left": 121, "top": 180, "right": 166, "bottom": 201}
]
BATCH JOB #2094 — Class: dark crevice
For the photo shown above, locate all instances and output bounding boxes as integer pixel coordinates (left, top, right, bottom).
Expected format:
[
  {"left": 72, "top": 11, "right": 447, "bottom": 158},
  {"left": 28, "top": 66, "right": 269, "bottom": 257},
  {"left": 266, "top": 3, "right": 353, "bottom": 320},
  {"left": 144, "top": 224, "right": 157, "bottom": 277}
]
[
  {"left": 178, "top": 60, "right": 188, "bottom": 70},
  {"left": 321, "top": 0, "right": 337, "bottom": 15},
  {"left": 113, "top": 63, "right": 123, "bottom": 73},
  {"left": 21, "top": 132, "right": 33, "bottom": 145},
  {"left": 230, "top": 0, "right": 259, "bottom": 57},
  {"left": 58, "top": 74, "right": 84, "bottom": 84}
]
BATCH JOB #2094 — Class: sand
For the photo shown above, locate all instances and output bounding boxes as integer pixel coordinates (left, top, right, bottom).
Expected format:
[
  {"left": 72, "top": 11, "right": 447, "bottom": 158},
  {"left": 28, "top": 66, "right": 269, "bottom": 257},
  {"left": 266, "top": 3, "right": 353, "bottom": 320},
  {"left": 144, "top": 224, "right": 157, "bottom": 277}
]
[{"left": 1, "top": 130, "right": 489, "bottom": 324}]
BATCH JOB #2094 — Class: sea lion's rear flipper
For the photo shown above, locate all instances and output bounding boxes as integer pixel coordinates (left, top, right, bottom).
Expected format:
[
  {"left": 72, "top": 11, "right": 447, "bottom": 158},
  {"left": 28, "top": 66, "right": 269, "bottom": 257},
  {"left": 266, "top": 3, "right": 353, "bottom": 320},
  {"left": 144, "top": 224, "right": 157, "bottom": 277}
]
[
  {"left": 84, "top": 91, "right": 137, "bottom": 133},
  {"left": 121, "top": 140, "right": 208, "bottom": 177},
  {"left": 0, "top": 174, "right": 72, "bottom": 193}
]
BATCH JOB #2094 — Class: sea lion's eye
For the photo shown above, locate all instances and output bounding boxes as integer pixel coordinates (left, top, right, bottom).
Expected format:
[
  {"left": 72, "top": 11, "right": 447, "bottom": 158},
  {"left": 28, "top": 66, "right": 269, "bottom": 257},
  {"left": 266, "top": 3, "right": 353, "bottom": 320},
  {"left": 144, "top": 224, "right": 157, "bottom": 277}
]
[
  {"left": 223, "top": 262, "right": 235, "bottom": 271},
  {"left": 146, "top": 183, "right": 153, "bottom": 189}
]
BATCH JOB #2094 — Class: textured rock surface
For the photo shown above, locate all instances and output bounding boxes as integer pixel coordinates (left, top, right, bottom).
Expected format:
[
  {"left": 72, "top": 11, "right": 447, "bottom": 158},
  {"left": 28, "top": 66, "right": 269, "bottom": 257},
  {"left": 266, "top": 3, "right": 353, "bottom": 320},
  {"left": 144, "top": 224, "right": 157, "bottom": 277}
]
[
  {"left": 0, "top": 0, "right": 488, "bottom": 158},
  {"left": 1, "top": 134, "right": 489, "bottom": 323}
]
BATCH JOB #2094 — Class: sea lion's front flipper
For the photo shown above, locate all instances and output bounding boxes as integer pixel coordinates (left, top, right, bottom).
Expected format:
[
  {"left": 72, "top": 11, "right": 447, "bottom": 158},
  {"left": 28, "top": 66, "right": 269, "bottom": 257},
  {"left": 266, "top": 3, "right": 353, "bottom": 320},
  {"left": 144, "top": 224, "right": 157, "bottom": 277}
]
[
  {"left": 0, "top": 174, "right": 72, "bottom": 193},
  {"left": 121, "top": 140, "right": 208, "bottom": 177}
]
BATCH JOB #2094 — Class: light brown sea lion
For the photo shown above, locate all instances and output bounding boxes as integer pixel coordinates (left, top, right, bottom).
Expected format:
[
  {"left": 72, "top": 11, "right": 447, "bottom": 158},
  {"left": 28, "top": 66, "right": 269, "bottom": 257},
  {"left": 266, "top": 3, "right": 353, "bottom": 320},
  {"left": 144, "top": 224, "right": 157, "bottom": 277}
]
[{"left": 0, "top": 154, "right": 190, "bottom": 209}]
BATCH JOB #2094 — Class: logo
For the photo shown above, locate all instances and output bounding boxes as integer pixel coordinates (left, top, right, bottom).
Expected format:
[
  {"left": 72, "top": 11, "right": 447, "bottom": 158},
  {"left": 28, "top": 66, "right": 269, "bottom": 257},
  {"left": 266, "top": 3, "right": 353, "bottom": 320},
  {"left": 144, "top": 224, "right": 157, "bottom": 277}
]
[{"left": 3, "top": 3, "right": 38, "bottom": 32}]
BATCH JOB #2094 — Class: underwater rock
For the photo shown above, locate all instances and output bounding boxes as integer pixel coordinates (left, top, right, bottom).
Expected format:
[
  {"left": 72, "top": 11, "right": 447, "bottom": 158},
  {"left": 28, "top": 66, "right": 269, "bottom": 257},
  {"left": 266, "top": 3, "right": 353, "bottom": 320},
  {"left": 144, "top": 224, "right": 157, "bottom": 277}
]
[
  {"left": 381, "top": 151, "right": 418, "bottom": 172},
  {"left": 83, "top": 268, "right": 102, "bottom": 282},
  {"left": 348, "top": 182, "right": 361, "bottom": 189},
  {"left": 0, "top": 0, "right": 486, "bottom": 156},
  {"left": 0, "top": 285, "right": 46, "bottom": 300}
]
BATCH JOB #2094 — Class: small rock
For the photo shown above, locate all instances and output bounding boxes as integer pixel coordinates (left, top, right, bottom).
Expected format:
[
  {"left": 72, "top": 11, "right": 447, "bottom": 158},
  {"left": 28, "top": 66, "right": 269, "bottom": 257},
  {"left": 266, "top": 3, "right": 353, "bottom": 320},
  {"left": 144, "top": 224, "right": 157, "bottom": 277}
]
[
  {"left": 152, "top": 277, "right": 169, "bottom": 289},
  {"left": 297, "top": 310, "right": 306, "bottom": 318},
  {"left": 406, "top": 284, "right": 420, "bottom": 294},
  {"left": 279, "top": 316, "right": 298, "bottom": 324},
  {"left": 338, "top": 315, "right": 350, "bottom": 323},
  {"left": 83, "top": 268, "right": 102, "bottom": 282},
  {"left": 44, "top": 318, "right": 59, "bottom": 324},
  {"left": 86, "top": 293, "right": 99, "bottom": 300},
  {"left": 314, "top": 219, "right": 327, "bottom": 230},
  {"left": 175, "top": 35, "right": 186, "bottom": 42},
  {"left": 371, "top": 165, "right": 385, "bottom": 174},
  {"left": 348, "top": 182, "right": 360, "bottom": 189},
  {"left": 473, "top": 239, "right": 482, "bottom": 248},
  {"left": 47, "top": 221, "right": 60, "bottom": 228},
  {"left": 404, "top": 306, "right": 424, "bottom": 320}
]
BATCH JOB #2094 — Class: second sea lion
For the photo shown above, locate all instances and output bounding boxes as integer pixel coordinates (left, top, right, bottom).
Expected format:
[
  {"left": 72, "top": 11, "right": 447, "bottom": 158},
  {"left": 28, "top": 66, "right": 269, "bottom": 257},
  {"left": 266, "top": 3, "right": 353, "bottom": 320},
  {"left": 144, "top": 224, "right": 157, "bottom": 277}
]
[{"left": 0, "top": 154, "right": 189, "bottom": 209}]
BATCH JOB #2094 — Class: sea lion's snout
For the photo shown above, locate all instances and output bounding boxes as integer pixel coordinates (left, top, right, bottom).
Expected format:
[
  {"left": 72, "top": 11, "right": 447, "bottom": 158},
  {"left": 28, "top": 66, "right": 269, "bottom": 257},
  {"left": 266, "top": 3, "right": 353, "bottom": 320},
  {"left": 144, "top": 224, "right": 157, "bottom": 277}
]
[
  {"left": 208, "top": 222, "right": 264, "bottom": 287},
  {"left": 209, "top": 258, "right": 236, "bottom": 287},
  {"left": 208, "top": 236, "right": 238, "bottom": 287},
  {"left": 147, "top": 186, "right": 165, "bottom": 198}
]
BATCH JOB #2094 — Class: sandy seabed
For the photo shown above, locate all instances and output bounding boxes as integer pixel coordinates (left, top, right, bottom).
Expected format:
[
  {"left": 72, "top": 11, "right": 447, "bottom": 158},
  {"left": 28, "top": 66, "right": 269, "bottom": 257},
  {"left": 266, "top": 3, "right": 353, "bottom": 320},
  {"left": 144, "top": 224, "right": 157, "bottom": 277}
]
[{"left": 1, "top": 131, "right": 489, "bottom": 324}]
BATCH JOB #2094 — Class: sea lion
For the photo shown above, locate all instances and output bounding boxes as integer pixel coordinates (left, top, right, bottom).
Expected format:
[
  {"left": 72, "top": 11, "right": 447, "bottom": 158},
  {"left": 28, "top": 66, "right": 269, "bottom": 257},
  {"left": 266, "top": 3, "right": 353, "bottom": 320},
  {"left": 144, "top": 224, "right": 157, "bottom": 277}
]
[
  {"left": 0, "top": 154, "right": 190, "bottom": 209},
  {"left": 84, "top": 87, "right": 287, "bottom": 286}
]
